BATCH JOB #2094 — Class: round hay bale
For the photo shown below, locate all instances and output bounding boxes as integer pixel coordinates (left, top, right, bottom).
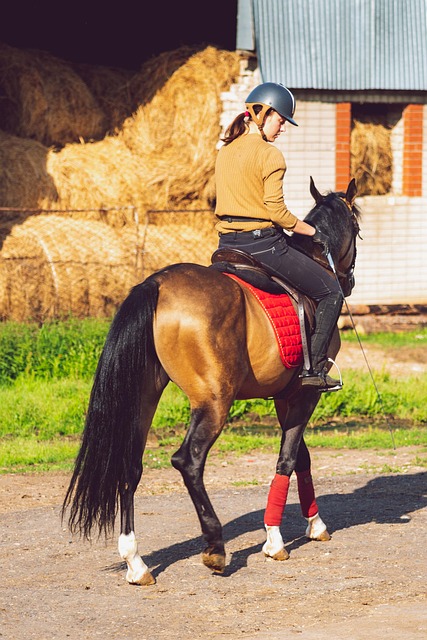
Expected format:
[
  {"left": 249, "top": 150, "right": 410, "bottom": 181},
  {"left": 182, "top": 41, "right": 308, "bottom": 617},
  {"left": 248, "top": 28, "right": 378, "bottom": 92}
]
[
  {"left": 0, "top": 215, "right": 137, "bottom": 322},
  {"left": 120, "top": 46, "right": 241, "bottom": 210},
  {"left": 128, "top": 46, "right": 200, "bottom": 106},
  {"left": 0, "top": 43, "right": 107, "bottom": 146},
  {"left": 350, "top": 120, "right": 392, "bottom": 196},
  {"left": 71, "top": 62, "right": 135, "bottom": 133},
  {"left": 141, "top": 210, "right": 217, "bottom": 276},
  {"left": 39, "top": 47, "right": 240, "bottom": 220},
  {"left": 0, "top": 130, "right": 57, "bottom": 210},
  {"left": 41, "top": 136, "right": 148, "bottom": 227},
  {"left": 71, "top": 47, "right": 200, "bottom": 133}
]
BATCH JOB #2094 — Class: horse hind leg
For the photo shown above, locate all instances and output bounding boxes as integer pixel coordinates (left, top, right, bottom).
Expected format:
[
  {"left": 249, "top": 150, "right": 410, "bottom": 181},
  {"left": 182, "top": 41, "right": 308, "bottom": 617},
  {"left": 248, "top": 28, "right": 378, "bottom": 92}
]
[
  {"left": 295, "top": 439, "right": 330, "bottom": 542},
  {"left": 171, "top": 403, "right": 230, "bottom": 574},
  {"left": 118, "top": 381, "right": 168, "bottom": 586},
  {"left": 118, "top": 470, "right": 156, "bottom": 586}
]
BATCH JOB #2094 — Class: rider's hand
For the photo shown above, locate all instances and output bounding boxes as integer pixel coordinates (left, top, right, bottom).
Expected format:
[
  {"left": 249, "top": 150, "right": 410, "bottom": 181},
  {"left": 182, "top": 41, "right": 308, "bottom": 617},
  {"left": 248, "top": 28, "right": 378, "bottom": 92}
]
[{"left": 312, "top": 226, "right": 330, "bottom": 256}]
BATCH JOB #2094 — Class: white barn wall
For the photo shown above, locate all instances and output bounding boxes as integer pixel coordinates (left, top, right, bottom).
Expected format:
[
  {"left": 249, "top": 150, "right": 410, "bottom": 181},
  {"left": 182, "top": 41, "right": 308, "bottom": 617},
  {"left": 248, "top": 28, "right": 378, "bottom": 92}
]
[
  {"left": 424, "top": 104, "right": 427, "bottom": 196},
  {"left": 350, "top": 195, "right": 427, "bottom": 305},
  {"left": 275, "top": 102, "right": 336, "bottom": 215}
]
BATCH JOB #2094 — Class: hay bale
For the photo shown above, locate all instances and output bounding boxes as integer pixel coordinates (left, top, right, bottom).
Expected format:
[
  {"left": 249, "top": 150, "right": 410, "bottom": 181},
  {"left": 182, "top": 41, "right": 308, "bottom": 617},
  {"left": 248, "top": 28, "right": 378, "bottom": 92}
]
[
  {"left": 41, "top": 136, "right": 148, "bottom": 227},
  {"left": 0, "top": 43, "right": 107, "bottom": 146},
  {"left": 0, "top": 215, "right": 137, "bottom": 321},
  {"left": 0, "top": 130, "right": 57, "bottom": 210},
  {"left": 71, "top": 62, "right": 135, "bottom": 133},
  {"left": 141, "top": 210, "right": 217, "bottom": 276},
  {"left": 71, "top": 48, "right": 201, "bottom": 135},
  {"left": 128, "top": 46, "right": 200, "bottom": 106},
  {"left": 350, "top": 120, "right": 392, "bottom": 196},
  {"left": 39, "top": 46, "right": 241, "bottom": 219},
  {"left": 120, "top": 46, "right": 241, "bottom": 210}
]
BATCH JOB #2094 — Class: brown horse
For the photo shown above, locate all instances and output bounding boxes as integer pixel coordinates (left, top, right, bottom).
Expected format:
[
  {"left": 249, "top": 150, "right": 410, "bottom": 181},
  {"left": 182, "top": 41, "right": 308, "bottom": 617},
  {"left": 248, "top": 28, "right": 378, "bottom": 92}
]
[{"left": 62, "top": 178, "right": 360, "bottom": 585}]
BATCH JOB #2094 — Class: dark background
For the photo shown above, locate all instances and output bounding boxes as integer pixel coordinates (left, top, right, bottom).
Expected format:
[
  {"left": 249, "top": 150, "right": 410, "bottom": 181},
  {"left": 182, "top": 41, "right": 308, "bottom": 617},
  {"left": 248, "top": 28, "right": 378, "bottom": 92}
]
[{"left": 0, "top": 1, "right": 238, "bottom": 69}]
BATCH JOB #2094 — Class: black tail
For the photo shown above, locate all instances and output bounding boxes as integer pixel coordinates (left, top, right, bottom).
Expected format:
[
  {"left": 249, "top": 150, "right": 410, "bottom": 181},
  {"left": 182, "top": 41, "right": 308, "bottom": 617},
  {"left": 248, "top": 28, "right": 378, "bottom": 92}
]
[{"left": 62, "top": 276, "right": 162, "bottom": 539}]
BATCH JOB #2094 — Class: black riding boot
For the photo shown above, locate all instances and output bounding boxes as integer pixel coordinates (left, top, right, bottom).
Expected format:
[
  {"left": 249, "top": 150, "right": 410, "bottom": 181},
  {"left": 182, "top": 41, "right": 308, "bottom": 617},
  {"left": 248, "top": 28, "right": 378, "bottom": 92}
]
[{"left": 300, "top": 293, "right": 343, "bottom": 391}]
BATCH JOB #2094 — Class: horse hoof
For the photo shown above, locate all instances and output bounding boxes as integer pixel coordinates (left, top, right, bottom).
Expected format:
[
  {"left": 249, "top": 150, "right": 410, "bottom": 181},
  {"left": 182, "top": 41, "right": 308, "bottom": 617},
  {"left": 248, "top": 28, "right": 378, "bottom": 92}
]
[
  {"left": 202, "top": 547, "right": 226, "bottom": 573},
  {"left": 129, "top": 570, "right": 156, "bottom": 586},
  {"left": 263, "top": 547, "right": 290, "bottom": 561},
  {"left": 314, "top": 529, "right": 331, "bottom": 542}
]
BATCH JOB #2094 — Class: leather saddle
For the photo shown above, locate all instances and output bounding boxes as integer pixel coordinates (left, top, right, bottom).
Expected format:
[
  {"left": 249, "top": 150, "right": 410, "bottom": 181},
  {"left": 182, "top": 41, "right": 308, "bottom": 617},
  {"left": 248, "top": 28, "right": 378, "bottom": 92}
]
[{"left": 210, "top": 248, "right": 316, "bottom": 371}]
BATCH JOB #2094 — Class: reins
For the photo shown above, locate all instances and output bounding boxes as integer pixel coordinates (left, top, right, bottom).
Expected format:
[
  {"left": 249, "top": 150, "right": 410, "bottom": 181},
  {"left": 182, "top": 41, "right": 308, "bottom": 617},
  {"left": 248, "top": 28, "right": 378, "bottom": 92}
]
[
  {"left": 326, "top": 250, "right": 396, "bottom": 450},
  {"left": 313, "top": 233, "right": 357, "bottom": 279},
  {"left": 310, "top": 194, "right": 396, "bottom": 448}
]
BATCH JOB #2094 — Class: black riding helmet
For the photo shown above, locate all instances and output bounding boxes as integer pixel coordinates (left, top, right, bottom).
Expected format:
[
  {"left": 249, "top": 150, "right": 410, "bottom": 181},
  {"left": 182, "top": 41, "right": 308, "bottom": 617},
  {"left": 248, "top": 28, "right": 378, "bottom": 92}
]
[{"left": 245, "top": 82, "right": 298, "bottom": 128}]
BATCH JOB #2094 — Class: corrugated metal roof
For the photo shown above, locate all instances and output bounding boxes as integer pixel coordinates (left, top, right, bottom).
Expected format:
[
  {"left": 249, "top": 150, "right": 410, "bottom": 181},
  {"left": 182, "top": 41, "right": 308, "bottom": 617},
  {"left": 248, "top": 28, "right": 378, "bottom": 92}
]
[{"left": 237, "top": 0, "right": 427, "bottom": 91}]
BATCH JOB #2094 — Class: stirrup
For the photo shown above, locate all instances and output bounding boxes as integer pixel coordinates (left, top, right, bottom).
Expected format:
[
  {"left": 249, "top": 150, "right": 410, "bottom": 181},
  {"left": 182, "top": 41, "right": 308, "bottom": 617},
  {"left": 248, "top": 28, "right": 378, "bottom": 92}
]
[{"left": 300, "top": 358, "right": 343, "bottom": 393}]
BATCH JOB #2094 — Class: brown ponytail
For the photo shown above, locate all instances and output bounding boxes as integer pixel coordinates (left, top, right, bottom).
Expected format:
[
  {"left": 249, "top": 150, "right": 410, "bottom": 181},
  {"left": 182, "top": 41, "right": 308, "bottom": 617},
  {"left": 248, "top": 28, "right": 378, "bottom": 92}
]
[
  {"left": 220, "top": 112, "right": 250, "bottom": 145},
  {"left": 220, "top": 104, "right": 272, "bottom": 145}
]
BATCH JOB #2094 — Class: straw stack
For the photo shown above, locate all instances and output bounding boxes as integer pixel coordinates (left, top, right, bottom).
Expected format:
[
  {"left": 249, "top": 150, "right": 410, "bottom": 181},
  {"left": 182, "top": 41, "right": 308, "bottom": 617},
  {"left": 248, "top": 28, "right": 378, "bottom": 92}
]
[
  {"left": 0, "top": 215, "right": 136, "bottom": 321},
  {"left": 0, "top": 44, "right": 241, "bottom": 320},
  {"left": 350, "top": 120, "right": 393, "bottom": 196}
]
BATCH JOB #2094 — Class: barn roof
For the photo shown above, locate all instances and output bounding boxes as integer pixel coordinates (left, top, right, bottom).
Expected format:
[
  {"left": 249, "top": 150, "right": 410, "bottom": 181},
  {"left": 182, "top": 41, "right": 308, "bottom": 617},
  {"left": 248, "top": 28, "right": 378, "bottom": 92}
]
[{"left": 237, "top": 0, "right": 427, "bottom": 92}]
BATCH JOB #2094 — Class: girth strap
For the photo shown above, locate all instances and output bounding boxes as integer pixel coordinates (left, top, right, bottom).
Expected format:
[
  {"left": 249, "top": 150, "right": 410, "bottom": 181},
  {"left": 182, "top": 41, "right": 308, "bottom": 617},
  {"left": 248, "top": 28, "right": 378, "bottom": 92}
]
[{"left": 297, "top": 295, "right": 311, "bottom": 371}]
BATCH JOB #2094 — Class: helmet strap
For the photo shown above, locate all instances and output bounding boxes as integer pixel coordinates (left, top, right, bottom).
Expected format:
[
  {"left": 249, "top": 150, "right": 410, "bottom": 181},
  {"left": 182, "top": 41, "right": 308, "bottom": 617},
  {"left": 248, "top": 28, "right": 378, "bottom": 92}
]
[
  {"left": 246, "top": 104, "right": 271, "bottom": 128},
  {"left": 259, "top": 127, "right": 268, "bottom": 141}
]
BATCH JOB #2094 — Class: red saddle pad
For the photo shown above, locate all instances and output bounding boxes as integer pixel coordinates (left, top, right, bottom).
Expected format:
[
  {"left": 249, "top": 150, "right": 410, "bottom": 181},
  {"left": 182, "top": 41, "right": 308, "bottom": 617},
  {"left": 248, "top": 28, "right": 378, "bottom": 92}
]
[{"left": 225, "top": 273, "right": 303, "bottom": 368}]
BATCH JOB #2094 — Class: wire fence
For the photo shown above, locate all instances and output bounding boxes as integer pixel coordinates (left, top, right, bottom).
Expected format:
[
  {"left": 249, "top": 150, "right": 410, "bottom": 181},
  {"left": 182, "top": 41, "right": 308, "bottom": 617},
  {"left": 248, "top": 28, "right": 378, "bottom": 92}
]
[
  {"left": 1, "top": 206, "right": 425, "bottom": 328},
  {"left": 0, "top": 206, "right": 218, "bottom": 321}
]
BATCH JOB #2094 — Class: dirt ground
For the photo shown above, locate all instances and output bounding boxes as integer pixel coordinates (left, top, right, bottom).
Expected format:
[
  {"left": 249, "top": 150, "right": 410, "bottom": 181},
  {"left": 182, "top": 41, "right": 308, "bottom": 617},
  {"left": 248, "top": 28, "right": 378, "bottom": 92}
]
[{"left": 0, "top": 342, "right": 426, "bottom": 640}]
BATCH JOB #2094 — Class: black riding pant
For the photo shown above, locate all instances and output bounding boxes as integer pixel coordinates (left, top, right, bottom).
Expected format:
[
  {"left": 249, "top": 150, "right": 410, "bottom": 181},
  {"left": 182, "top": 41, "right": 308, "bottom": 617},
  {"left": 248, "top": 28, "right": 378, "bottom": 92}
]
[{"left": 218, "top": 228, "right": 340, "bottom": 301}]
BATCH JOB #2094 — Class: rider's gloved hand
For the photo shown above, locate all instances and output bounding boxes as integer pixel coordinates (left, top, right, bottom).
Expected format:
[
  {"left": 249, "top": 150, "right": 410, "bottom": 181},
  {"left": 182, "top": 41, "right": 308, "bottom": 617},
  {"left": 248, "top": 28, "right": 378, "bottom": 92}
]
[{"left": 312, "top": 226, "right": 330, "bottom": 256}]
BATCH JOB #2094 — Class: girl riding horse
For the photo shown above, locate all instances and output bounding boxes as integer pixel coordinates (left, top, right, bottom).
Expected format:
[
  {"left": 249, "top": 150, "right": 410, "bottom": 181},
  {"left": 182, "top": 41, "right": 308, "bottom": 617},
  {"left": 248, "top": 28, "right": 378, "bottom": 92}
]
[{"left": 215, "top": 82, "right": 343, "bottom": 392}]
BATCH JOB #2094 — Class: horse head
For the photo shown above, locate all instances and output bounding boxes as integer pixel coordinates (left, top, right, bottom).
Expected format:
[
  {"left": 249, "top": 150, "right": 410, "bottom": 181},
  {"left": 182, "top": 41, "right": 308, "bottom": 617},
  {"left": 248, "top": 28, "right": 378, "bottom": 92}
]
[{"left": 301, "top": 177, "right": 362, "bottom": 297}]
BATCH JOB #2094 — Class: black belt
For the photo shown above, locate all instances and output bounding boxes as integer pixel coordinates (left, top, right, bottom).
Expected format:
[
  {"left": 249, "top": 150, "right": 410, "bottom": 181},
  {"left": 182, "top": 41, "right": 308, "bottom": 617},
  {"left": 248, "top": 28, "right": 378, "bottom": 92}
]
[
  {"left": 219, "top": 227, "right": 280, "bottom": 238},
  {"left": 218, "top": 215, "right": 269, "bottom": 223}
]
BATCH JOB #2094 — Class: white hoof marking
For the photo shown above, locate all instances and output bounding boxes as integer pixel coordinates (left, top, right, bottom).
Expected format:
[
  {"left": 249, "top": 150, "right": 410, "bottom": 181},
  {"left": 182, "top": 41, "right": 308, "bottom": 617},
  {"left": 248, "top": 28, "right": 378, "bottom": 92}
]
[
  {"left": 118, "top": 532, "right": 151, "bottom": 584},
  {"left": 262, "top": 524, "right": 288, "bottom": 559},
  {"left": 305, "top": 513, "right": 328, "bottom": 540}
]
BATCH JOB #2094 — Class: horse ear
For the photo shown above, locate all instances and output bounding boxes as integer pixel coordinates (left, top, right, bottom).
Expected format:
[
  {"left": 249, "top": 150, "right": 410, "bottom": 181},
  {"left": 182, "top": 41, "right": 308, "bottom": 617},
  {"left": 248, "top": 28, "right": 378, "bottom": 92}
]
[
  {"left": 310, "top": 176, "right": 323, "bottom": 203},
  {"left": 346, "top": 178, "right": 358, "bottom": 206}
]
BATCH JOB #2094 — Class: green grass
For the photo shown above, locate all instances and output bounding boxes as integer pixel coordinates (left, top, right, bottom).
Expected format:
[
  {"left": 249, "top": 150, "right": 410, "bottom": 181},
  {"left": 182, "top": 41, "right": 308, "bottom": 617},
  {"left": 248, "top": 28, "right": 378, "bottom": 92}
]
[
  {"left": 0, "top": 378, "right": 90, "bottom": 439},
  {"left": 0, "top": 319, "right": 426, "bottom": 474},
  {"left": 0, "top": 437, "right": 80, "bottom": 473},
  {"left": 0, "top": 317, "right": 109, "bottom": 385},
  {"left": 341, "top": 325, "right": 427, "bottom": 347},
  {"left": 2, "top": 422, "right": 425, "bottom": 475}
]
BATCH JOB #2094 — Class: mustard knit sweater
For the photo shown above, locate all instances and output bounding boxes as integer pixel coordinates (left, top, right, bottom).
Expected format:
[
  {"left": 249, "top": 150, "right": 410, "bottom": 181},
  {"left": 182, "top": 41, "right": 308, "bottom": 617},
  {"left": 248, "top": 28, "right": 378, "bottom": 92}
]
[{"left": 214, "top": 132, "right": 298, "bottom": 234}]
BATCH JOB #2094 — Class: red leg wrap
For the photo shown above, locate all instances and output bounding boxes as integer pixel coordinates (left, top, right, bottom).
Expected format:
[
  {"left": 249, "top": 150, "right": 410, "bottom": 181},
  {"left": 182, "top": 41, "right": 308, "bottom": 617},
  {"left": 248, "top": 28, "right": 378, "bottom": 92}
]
[
  {"left": 296, "top": 470, "right": 318, "bottom": 518},
  {"left": 264, "top": 474, "right": 290, "bottom": 526}
]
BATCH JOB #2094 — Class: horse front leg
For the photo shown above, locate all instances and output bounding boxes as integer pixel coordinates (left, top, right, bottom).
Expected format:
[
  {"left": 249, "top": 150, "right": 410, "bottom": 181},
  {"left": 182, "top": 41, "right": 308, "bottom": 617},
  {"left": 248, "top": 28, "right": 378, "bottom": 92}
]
[
  {"left": 263, "top": 391, "right": 321, "bottom": 561},
  {"left": 117, "top": 460, "right": 156, "bottom": 586},
  {"left": 171, "top": 405, "right": 228, "bottom": 573}
]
